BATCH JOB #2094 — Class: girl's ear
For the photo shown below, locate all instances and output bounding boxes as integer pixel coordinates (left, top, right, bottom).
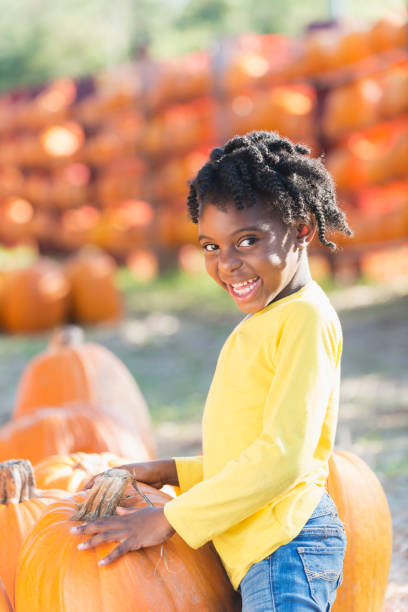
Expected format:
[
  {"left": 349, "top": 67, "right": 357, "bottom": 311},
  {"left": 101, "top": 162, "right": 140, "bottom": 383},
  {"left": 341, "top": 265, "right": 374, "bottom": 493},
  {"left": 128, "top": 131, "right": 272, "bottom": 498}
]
[{"left": 295, "top": 216, "right": 317, "bottom": 248}]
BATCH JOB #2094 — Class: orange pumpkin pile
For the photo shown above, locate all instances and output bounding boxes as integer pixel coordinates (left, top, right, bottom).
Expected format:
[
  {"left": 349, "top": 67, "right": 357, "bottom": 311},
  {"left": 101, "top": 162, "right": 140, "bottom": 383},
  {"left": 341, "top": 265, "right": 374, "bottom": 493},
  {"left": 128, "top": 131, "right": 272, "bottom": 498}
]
[
  {"left": 0, "top": 248, "right": 123, "bottom": 334},
  {"left": 0, "top": 16, "right": 407, "bottom": 271},
  {"left": 0, "top": 323, "right": 394, "bottom": 609},
  {"left": 1, "top": 451, "right": 391, "bottom": 611},
  {"left": 14, "top": 325, "right": 155, "bottom": 457}
]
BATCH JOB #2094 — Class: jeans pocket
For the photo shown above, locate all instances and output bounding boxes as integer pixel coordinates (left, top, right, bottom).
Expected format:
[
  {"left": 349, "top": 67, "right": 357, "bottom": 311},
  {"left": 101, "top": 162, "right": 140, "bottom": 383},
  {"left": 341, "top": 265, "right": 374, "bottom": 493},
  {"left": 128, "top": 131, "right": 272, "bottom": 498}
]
[{"left": 297, "top": 545, "right": 345, "bottom": 610}]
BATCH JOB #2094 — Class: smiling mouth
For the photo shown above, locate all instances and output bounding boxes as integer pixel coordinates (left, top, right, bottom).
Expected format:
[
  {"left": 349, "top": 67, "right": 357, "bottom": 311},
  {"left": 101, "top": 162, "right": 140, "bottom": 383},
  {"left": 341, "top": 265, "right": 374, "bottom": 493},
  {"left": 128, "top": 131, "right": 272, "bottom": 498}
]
[{"left": 227, "top": 276, "right": 261, "bottom": 300}]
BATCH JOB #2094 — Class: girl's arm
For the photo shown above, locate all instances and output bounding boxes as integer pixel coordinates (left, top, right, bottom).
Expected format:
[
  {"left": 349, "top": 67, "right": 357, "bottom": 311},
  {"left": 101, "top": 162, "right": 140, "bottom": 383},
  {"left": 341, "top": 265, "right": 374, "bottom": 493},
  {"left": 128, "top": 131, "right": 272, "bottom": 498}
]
[
  {"left": 172, "top": 455, "right": 204, "bottom": 494},
  {"left": 74, "top": 456, "right": 203, "bottom": 563},
  {"left": 164, "top": 305, "right": 341, "bottom": 549},
  {"left": 84, "top": 458, "right": 179, "bottom": 490}
]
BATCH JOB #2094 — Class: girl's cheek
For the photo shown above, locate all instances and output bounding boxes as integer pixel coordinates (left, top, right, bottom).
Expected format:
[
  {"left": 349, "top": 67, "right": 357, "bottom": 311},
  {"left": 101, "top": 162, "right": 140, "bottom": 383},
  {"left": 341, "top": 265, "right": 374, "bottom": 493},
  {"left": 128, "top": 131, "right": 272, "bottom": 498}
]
[
  {"left": 204, "top": 257, "right": 216, "bottom": 277},
  {"left": 267, "top": 253, "right": 285, "bottom": 267}
]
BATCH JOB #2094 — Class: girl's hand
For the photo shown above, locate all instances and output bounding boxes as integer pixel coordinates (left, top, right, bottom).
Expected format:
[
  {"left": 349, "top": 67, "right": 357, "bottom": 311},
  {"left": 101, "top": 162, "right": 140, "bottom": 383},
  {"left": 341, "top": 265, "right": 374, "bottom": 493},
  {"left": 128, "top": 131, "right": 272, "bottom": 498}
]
[
  {"left": 83, "top": 459, "right": 179, "bottom": 491},
  {"left": 70, "top": 506, "right": 175, "bottom": 565}
]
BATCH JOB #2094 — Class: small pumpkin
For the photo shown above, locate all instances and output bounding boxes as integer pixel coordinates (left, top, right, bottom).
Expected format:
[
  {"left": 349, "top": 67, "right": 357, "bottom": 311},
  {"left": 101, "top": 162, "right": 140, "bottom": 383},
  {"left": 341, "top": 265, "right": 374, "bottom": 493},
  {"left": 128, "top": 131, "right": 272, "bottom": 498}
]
[
  {"left": 327, "top": 450, "right": 392, "bottom": 612},
  {"left": 0, "top": 406, "right": 149, "bottom": 465},
  {"left": 14, "top": 326, "right": 155, "bottom": 458},
  {"left": 64, "top": 247, "right": 122, "bottom": 324},
  {"left": 0, "top": 459, "right": 64, "bottom": 604},
  {"left": 15, "top": 469, "right": 239, "bottom": 611},
  {"left": 0, "top": 258, "right": 70, "bottom": 334},
  {"left": 33, "top": 452, "right": 130, "bottom": 493}
]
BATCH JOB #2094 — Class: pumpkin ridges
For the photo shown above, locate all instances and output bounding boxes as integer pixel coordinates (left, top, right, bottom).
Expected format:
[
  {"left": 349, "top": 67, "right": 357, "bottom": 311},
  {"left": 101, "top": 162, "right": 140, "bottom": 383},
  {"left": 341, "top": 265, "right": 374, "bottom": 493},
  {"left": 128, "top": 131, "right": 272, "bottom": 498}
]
[
  {"left": 15, "top": 477, "right": 239, "bottom": 611},
  {"left": 328, "top": 450, "right": 392, "bottom": 612},
  {"left": 0, "top": 579, "right": 12, "bottom": 612},
  {"left": 0, "top": 406, "right": 150, "bottom": 465},
  {"left": 33, "top": 452, "right": 129, "bottom": 493},
  {"left": 15, "top": 350, "right": 91, "bottom": 416},
  {"left": 14, "top": 328, "right": 156, "bottom": 459},
  {"left": 77, "top": 343, "right": 155, "bottom": 455}
]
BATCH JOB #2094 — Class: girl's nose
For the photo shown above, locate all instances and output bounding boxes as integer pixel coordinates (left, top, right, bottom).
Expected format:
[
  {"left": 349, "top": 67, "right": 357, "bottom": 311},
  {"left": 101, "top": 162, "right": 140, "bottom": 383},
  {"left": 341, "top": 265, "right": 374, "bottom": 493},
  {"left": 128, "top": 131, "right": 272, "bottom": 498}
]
[{"left": 218, "top": 249, "right": 242, "bottom": 274}]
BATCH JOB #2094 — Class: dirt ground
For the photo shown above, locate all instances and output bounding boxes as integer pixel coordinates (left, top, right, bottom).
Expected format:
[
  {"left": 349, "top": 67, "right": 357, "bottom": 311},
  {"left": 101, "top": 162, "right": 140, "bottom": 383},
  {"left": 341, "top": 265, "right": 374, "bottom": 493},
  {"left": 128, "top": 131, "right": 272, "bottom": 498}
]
[{"left": 0, "top": 280, "right": 407, "bottom": 609}]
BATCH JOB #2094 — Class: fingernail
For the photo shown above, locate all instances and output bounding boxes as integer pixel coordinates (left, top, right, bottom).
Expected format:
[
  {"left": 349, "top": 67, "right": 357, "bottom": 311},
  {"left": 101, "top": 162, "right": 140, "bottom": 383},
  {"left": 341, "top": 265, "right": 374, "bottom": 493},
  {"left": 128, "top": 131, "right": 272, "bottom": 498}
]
[
  {"left": 77, "top": 543, "right": 86, "bottom": 550},
  {"left": 98, "top": 559, "right": 107, "bottom": 566},
  {"left": 70, "top": 527, "right": 79, "bottom": 534}
]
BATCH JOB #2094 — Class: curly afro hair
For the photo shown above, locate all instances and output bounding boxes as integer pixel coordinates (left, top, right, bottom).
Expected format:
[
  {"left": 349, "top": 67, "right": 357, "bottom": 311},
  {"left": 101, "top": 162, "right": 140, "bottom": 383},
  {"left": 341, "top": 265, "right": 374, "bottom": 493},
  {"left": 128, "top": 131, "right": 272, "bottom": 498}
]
[{"left": 187, "top": 131, "right": 352, "bottom": 250}]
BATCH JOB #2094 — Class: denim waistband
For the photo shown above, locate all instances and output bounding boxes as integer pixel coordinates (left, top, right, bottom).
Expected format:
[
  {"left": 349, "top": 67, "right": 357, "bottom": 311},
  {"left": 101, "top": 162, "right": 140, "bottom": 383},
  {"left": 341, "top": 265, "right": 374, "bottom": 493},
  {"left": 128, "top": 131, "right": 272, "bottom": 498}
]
[{"left": 309, "top": 490, "right": 338, "bottom": 519}]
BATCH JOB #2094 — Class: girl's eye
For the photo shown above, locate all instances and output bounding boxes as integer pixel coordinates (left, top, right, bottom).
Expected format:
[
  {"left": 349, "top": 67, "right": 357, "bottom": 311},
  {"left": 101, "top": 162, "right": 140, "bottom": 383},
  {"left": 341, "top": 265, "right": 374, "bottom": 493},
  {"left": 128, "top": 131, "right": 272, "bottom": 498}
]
[
  {"left": 202, "top": 243, "right": 218, "bottom": 252},
  {"left": 239, "top": 236, "right": 258, "bottom": 247}
]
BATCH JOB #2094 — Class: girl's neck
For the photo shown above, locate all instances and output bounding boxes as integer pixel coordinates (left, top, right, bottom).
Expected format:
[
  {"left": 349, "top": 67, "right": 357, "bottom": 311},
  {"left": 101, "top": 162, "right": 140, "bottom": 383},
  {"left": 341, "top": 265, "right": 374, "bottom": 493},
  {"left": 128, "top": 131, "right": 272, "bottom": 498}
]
[{"left": 269, "top": 252, "right": 312, "bottom": 306}]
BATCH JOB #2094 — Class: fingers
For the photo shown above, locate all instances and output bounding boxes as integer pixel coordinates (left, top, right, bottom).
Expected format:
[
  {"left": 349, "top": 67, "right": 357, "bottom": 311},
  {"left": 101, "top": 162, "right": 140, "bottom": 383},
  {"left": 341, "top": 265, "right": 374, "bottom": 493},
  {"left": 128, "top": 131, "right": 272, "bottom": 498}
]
[
  {"left": 99, "top": 540, "right": 134, "bottom": 566},
  {"left": 70, "top": 517, "right": 123, "bottom": 535},
  {"left": 77, "top": 530, "right": 126, "bottom": 551},
  {"left": 82, "top": 474, "right": 100, "bottom": 490}
]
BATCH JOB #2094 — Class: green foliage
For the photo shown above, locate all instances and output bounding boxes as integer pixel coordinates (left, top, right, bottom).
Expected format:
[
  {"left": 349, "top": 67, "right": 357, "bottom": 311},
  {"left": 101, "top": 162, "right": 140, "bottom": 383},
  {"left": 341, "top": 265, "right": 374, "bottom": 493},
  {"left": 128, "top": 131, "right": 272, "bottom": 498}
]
[
  {"left": 117, "top": 267, "right": 234, "bottom": 315},
  {"left": 0, "top": 0, "right": 404, "bottom": 93}
]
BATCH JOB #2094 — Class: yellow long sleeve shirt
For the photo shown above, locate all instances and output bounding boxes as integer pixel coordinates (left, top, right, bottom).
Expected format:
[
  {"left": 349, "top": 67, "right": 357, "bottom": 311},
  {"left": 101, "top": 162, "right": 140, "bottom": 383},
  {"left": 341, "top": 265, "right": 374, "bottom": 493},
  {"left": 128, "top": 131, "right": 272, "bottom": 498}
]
[{"left": 164, "top": 281, "right": 342, "bottom": 589}]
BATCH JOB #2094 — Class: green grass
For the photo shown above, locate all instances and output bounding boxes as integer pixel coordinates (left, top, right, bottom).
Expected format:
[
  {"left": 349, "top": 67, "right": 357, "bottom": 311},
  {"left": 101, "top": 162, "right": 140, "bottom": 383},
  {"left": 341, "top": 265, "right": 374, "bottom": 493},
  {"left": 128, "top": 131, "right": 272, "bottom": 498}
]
[
  {"left": 117, "top": 266, "right": 342, "bottom": 317},
  {"left": 118, "top": 267, "right": 239, "bottom": 315}
]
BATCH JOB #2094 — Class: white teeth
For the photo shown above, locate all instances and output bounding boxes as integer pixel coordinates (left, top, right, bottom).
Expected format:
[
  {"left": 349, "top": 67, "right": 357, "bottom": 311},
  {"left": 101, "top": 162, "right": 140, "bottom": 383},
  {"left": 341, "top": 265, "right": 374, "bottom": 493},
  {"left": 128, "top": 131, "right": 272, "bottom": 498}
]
[
  {"left": 231, "top": 277, "right": 258, "bottom": 288},
  {"left": 230, "top": 277, "right": 259, "bottom": 296}
]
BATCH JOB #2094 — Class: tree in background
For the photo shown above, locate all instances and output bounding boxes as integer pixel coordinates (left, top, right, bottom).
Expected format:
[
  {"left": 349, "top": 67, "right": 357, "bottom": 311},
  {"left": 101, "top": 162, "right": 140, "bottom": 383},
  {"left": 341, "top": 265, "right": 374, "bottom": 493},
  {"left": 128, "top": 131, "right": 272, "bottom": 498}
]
[{"left": 0, "top": 0, "right": 404, "bottom": 92}]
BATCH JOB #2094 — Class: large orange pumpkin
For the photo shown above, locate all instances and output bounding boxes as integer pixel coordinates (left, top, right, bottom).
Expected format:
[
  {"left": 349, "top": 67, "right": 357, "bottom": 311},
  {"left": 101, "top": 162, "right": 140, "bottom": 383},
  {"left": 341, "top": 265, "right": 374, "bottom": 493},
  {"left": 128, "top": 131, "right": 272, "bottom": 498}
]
[
  {"left": 0, "top": 258, "right": 70, "bottom": 334},
  {"left": 327, "top": 450, "right": 392, "bottom": 612},
  {"left": 33, "top": 452, "right": 130, "bottom": 493},
  {"left": 14, "top": 326, "right": 155, "bottom": 458},
  {"left": 64, "top": 247, "right": 122, "bottom": 324},
  {"left": 15, "top": 469, "right": 239, "bottom": 611},
  {"left": 0, "top": 459, "right": 64, "bottom": 604},
  {"left": 0, "top": 406, "right": 149, "bottom": 465},
  {"left": 0, "top": 580, "right": 12, "bottom": 612}
]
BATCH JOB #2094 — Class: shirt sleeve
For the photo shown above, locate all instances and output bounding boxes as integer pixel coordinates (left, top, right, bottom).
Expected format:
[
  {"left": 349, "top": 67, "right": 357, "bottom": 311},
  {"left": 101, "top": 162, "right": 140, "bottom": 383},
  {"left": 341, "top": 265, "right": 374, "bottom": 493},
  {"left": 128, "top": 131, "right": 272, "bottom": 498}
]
[
  {"left": 173, "top": 455, "right": 204, "bottom": 494},
  {"left": 164, "top": 305, "right": 341, "bottom": 549}
]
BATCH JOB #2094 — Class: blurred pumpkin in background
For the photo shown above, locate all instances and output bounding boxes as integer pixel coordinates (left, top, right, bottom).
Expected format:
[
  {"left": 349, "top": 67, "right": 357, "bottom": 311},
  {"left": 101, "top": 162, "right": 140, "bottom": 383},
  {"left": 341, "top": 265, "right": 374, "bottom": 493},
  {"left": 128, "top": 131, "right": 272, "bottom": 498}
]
[
  {"left": 368, "top": 15, "right": 407, "bottom": 53},
  {"left": 0, "top": 165, "right": 24, "bottom": 199},
  {"left": 97, "top": 156, "right": 147, "bottom": 206},
  {"left": 65, "top": 247, "right": 122, "bottom": 324},
  {"left": 58, "top": 205, "right": 101, "bottom": 251},
  {"left": 0, "top": 257, "right": 69, "bottom": 333},
  {"left": 126, "top": 249, "right": 159, "bottom": 282},
  {"left": 0, "top": 406, "right": 149, "bottom": 465},
  {"left": 14, "top": 324, "right": 156, "bottom": 457},
  {"left": 90, "top": 200, "right": 154, "bottom": 256},
  {"left": 322, "top": 77, "right": 383, "bottom": 140},
  {"left": 52, "top": 163, "right": 92, "bottom": 209}
]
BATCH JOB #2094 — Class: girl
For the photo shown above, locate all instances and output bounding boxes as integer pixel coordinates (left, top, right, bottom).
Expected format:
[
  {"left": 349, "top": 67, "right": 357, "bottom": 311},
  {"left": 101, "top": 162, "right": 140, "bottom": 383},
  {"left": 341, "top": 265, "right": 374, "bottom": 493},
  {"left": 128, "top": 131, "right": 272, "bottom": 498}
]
[{"left": 72, "top": 131, "right": 352, "bottom": 611}]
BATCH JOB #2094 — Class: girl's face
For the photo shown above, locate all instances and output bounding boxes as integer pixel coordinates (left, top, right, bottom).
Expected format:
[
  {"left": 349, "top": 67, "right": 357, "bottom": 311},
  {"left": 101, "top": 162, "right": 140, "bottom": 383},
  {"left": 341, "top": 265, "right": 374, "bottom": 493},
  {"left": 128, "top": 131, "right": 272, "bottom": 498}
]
[{"left": 198, "top": 200, "right": 314, "bottom": 314}]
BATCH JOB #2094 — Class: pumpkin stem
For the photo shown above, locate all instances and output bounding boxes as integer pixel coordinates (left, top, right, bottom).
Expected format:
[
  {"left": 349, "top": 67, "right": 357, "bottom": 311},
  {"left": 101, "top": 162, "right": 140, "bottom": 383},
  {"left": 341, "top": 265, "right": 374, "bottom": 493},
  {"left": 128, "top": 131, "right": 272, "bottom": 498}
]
[
  {"left": 0, "top": 459, "right": 36, "bottom": 504},
  {"left": 72, "top": 468, "right": 131, "bottom": 521},
  {"left": 50, "top": 325, "right": 84, "bottom": 349}
]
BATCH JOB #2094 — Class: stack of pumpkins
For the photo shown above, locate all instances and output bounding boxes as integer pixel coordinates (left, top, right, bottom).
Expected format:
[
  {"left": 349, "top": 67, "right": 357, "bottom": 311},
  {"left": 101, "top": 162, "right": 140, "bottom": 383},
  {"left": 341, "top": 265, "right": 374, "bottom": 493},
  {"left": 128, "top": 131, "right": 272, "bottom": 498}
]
[
  {"left": 0, "top": 325, "right": 394, "bottom": 610},
  {"left": 0, "top": 326, "right": 240, "bottom": 610},
  {"left": 0, "top": 247, "right": 122, "bottom": 334}
]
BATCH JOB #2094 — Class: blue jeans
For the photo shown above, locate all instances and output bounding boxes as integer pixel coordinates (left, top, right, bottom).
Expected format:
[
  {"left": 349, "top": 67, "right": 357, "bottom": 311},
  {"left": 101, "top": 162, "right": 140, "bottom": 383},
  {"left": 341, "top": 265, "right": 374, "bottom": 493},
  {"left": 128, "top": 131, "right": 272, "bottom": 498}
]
[{"left": 239, "top": 491, "right": 347, "bottom": 611}]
